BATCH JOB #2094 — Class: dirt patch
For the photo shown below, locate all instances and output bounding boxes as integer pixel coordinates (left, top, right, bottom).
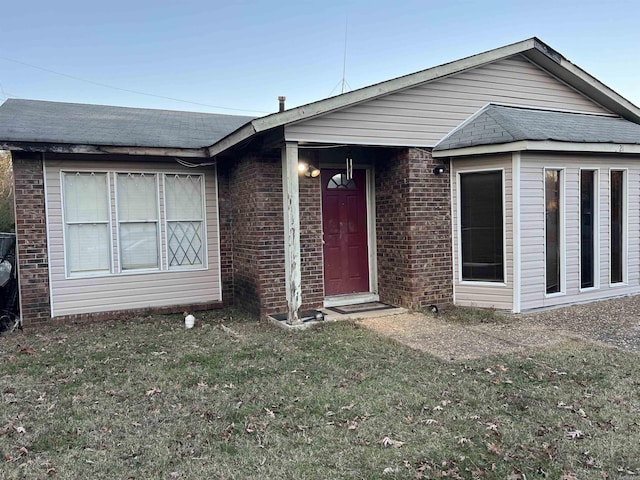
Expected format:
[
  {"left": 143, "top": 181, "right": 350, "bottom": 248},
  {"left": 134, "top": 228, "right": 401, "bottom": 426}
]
[{"left": 360, "top": 296, "right": 640, "bottom": 360}]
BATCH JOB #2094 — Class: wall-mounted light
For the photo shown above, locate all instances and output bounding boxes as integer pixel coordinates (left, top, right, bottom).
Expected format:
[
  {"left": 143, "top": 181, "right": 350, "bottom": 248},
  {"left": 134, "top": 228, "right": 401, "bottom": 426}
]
[
  {"left": 298, "top": 162, "right": 320, "bottom": 178},
  {"left": 433, "top": 164, "right": 446, "bottom": 175}
]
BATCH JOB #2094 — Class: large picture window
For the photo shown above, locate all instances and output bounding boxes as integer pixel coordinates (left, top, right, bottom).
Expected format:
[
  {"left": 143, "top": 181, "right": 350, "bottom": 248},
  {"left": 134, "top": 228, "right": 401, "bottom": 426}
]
[
  {"left": 62, "top": 170, "right": 206, "bottom": 277},
  {"left": 62, "top": 172, "right": 111, "bottom": 276},
  {"left": 459, "top": 171, "right": 504, "bottom": 282}
]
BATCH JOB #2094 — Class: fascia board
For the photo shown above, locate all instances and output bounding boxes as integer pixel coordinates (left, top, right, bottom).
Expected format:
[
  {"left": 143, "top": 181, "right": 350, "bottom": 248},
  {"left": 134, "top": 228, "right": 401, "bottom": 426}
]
[{"left": 433, "top": 140, "right": 640, "bottom": 158}]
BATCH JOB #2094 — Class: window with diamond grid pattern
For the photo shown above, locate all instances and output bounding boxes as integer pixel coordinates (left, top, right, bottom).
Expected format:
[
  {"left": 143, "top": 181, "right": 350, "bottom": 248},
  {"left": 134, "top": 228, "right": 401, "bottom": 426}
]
[{"left": 165, "top": 174, "right": 204, "bottom": 268}]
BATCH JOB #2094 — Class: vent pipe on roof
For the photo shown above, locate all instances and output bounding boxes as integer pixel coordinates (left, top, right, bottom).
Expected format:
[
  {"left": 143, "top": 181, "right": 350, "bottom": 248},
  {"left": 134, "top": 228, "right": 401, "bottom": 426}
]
[{"left": 278, "top": 96, "right": 286, "bottom": 112}]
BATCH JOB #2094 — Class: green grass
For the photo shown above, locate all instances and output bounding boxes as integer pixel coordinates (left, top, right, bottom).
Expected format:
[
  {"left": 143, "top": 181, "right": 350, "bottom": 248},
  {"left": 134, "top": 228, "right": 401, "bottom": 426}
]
[{"left": 1, "top": 309, "right": 639, "bottom": 479}]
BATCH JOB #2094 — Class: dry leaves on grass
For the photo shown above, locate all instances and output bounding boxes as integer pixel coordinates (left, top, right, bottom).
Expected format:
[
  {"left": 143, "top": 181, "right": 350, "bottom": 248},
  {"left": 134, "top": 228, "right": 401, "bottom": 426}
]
[{"left": 380, "top": 437, "right": 405, "bottom": 448}]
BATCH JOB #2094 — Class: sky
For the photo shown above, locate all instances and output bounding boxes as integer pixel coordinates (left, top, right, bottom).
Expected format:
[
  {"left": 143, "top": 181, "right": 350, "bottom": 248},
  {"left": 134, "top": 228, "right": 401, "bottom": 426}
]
[{"left": 1, "top": 0, "right": 639, "bottom": 117}]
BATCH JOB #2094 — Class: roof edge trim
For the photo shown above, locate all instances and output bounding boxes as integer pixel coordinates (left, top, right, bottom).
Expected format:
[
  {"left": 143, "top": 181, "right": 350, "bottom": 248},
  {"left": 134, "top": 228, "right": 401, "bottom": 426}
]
[
  {"left": 208, "top": 123, "right": 257, "bottom": 157},
  {"left": 433, "top": 140, "right": 640, "bottom": 158},
  {"left": 1, "top": 142, "right": 209, "bottom": 158}
]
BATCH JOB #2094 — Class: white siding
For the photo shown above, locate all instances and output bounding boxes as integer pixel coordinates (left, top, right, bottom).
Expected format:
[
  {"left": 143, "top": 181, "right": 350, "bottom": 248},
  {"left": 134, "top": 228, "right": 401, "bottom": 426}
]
[
  {"left": 520, "top": 153, "right": 640, "bottom": 311},
  {"left": 45, "top": 158, "right": 221, "bottom": 317},
  {"left": 451, "top": 155, "right": 513, "bottom": 310},
  {"left": 286, "top": 55, "right": 612, "bottom": 146}
]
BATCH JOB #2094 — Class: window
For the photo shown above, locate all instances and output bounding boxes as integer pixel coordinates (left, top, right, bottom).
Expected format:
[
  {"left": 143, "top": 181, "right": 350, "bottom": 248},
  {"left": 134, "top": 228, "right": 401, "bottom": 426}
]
[
  {"left": 165, "top": 174, "right": 204, "bottom": 269},
  {"left": 63, "top": 172, "right": 111, "bottom": 276},
  {"left": 580, "top": 170, "right": 596, "bottom": 289},
  {"left": 61, "top": 170, "right": 206, "bottom": 277},
  {"left": 610, "top": 170, "right": 624, "bottom": 284},
  {"left": 117, "top": 173, "right": 159, "bottom": 271},
  {"left": 545, "top": 169, "right": 562, "bottom": 294},
  {"left": 327, "top": 173, "right": 356, "bottom": 189},
  {"left": 459, "top": 171, "right": 503, "bottom": 282}
]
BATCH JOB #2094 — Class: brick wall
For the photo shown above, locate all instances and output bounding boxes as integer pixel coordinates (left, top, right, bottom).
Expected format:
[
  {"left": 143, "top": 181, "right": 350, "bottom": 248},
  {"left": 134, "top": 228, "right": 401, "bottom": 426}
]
[
  {"left": 298, "top": 151, "right": 324, "bottom": 310},
  {"left": 216, "top": 164, "right": 234, "bottom": 305},
  {"left": 222, "top": 150, "right": 324, "bottom": 318},
  {"left": 12, "top": 151, "right": 51, "bottom": 324},
  {"left": 225, "top": 153, "right": 287, "bottom": 318},
  {"left": 375, "top": 148, "right": 452, "bottom": 309}
]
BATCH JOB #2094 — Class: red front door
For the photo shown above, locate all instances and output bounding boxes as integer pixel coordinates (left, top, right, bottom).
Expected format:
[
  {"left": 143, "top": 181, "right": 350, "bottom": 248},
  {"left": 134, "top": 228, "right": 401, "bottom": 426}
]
[{"left": 321, "top": 169, "right": 369, "bottom": 296}]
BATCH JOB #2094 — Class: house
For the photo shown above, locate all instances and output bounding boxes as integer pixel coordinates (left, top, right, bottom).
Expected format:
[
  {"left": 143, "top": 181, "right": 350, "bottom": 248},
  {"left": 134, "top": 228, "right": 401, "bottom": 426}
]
[{"left": 1, "top": 37, "right": 640, "bottom": 327}]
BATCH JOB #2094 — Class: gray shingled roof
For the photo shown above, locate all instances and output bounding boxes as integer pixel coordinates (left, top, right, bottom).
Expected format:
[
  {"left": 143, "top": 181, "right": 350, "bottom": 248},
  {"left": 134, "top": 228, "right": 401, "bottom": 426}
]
[
  {"left": 0, "top": 99, "right": 254, "bottom": 150},
  {"left": 434, "top": 104, "right": 640, "bottom": 151}
]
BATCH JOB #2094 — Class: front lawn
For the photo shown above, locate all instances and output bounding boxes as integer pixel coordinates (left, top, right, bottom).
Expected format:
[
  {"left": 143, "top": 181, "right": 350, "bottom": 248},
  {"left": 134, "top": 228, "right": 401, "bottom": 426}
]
[{"left": 1, "top": 310, "right": 639, "bottom": 479}]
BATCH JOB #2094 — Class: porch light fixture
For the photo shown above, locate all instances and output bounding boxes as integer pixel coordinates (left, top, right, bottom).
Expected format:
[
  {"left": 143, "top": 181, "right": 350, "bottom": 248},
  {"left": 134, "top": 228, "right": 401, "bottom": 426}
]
[
  {"left": 298, "top": 162, "right": 320, "bottom": 178},
  {"left": 433, "top": 164, "right": 446, "bottom": 175}
]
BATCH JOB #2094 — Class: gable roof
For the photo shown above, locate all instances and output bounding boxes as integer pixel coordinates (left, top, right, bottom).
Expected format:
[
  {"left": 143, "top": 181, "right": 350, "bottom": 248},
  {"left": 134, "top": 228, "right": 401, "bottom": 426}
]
[
  {"left": 0, "top": 99, "right": 253, "bottom": 156},
  {"left": 432, "top": 104, "right": 640, "bottom": 157},
  {"left": 208, "top": 37, "right": 640, "bottom": 156},
  {"left": 1, "top": 38, "right": 638, "bottom": 158}
]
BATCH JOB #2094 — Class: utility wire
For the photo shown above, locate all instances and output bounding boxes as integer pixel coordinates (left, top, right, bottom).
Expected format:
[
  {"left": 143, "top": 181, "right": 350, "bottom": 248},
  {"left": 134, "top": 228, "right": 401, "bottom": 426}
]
[{"left": 0, "top": 55, "right": 271, "bottom": 114}]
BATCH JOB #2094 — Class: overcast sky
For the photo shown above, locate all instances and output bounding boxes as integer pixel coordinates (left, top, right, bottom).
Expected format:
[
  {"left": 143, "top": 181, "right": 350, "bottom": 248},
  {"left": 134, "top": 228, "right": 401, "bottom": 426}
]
[{"left": 1, "top": 0, "right": 638, "bottom": 116}]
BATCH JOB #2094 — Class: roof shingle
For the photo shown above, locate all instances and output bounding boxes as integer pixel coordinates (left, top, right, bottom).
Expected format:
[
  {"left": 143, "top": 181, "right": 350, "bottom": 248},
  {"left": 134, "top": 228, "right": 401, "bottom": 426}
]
[
  {"left": 434, "top": 104, "right": 640, "bottom": 152},
  {"left": 0, "top": 99, "right": 254, "bottom": 150}
]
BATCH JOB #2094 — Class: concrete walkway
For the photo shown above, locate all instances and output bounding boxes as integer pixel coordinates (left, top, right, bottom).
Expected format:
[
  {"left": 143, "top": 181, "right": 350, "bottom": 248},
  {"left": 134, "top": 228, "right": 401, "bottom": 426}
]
[{"left": 358, "top": 312, "right": 592, "bottom": 361}]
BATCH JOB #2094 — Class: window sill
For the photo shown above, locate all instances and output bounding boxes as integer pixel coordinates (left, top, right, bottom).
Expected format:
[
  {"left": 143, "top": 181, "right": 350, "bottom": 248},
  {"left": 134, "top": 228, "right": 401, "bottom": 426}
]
[
  {"left": 459, "top": 280, "right": 507, "bottom": 287},
  {"left": 579, "top": 286, "right": 599, "bottom": 293},
  {"left": 65, "top": 265, "right": 208, "bottom": 280},
  {"left": 544, "top": 291, "right": 566, "bottom": 299}
]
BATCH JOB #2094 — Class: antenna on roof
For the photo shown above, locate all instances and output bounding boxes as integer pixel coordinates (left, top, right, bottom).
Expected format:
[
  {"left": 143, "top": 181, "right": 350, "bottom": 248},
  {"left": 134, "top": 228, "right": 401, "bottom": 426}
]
[{"left": 340, "top": 18, "right": 350, "bottom": 94}]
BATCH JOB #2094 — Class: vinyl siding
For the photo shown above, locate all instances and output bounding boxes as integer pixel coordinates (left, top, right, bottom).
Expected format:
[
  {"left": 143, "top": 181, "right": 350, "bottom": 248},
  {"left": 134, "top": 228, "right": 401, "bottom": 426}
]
[
  {"left": 285, "top": 55, "right": 612, "bottom": 146},
  {"left": 44, "top": 158, "right": 221, "bottom": 317},
  {"left": 451, "top": 155, "right": 513, "bottom": 310},
  {"left": 520, "top": 153, "right": 640, "bottom": 311}
]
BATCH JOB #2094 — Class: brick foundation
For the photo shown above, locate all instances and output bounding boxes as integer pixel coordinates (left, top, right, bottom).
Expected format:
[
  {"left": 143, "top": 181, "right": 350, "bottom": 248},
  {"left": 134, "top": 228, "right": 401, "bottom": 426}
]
[
  {"left": 375, "top": 148, "right": 453, "bottom": 309},
  {"left": 12, "top": 151, "right": 51, "bottom": 324}
]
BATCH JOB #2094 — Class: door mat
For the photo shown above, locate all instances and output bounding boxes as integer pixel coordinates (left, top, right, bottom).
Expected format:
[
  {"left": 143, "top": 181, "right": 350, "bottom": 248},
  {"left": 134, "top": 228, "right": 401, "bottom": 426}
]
[
  {"left": 271, "top": 310, "right": 324, "bottom": 323},
  {"left": 327, "top": 302, "right": 396, "bottom": 315}
]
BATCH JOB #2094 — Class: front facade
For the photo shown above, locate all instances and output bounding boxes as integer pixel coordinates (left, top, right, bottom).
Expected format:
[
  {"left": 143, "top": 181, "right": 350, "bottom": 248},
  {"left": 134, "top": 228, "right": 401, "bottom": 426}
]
[{"left": 3, "top": 37, "right": 640, "bottom": 326}]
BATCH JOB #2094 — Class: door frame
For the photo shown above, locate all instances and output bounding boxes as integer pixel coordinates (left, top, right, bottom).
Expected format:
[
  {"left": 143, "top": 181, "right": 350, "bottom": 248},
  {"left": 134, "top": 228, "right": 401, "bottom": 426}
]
[{"left": 319, "top": 162, "right": 378, "bottom": 303}]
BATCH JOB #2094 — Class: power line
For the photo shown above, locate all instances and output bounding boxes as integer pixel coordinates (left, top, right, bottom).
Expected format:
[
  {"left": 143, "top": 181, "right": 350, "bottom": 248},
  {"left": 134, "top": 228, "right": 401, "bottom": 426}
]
[{"left": 0, "top": 55, "right": 271, "bottom": 114}]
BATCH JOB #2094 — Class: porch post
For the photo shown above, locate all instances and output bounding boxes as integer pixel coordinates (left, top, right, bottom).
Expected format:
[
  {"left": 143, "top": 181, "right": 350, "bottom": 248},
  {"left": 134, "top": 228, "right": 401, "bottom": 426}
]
[{"left": 281, "top": 141, "right": 302, "bottom": 325}]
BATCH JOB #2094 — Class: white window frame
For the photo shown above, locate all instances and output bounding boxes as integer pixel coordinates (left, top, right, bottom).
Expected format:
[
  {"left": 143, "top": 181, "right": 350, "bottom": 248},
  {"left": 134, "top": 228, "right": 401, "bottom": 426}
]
[
  {"left": 115, "top": 172, "right": 162, "bottom": 273},
  {"left": 456, "top": 167, "right": 507, "bottom": 286},
  {"left": 60, "top": 169, "right": 208, "bottom": 279},
  {"left": 608, "top": 168, "right": 628, "bottom": 286},
  {"left": 163, "top": 173, "right": 208, "bottom": 271},
  {"left": 543, "top": 167, "right": 566, "bottom": 298},
  {"left": 61, "top": 170, "right": 113, "bottom": 278},
  {"left": 578, "top": 168, "right": 600, "bottom": 292}
]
